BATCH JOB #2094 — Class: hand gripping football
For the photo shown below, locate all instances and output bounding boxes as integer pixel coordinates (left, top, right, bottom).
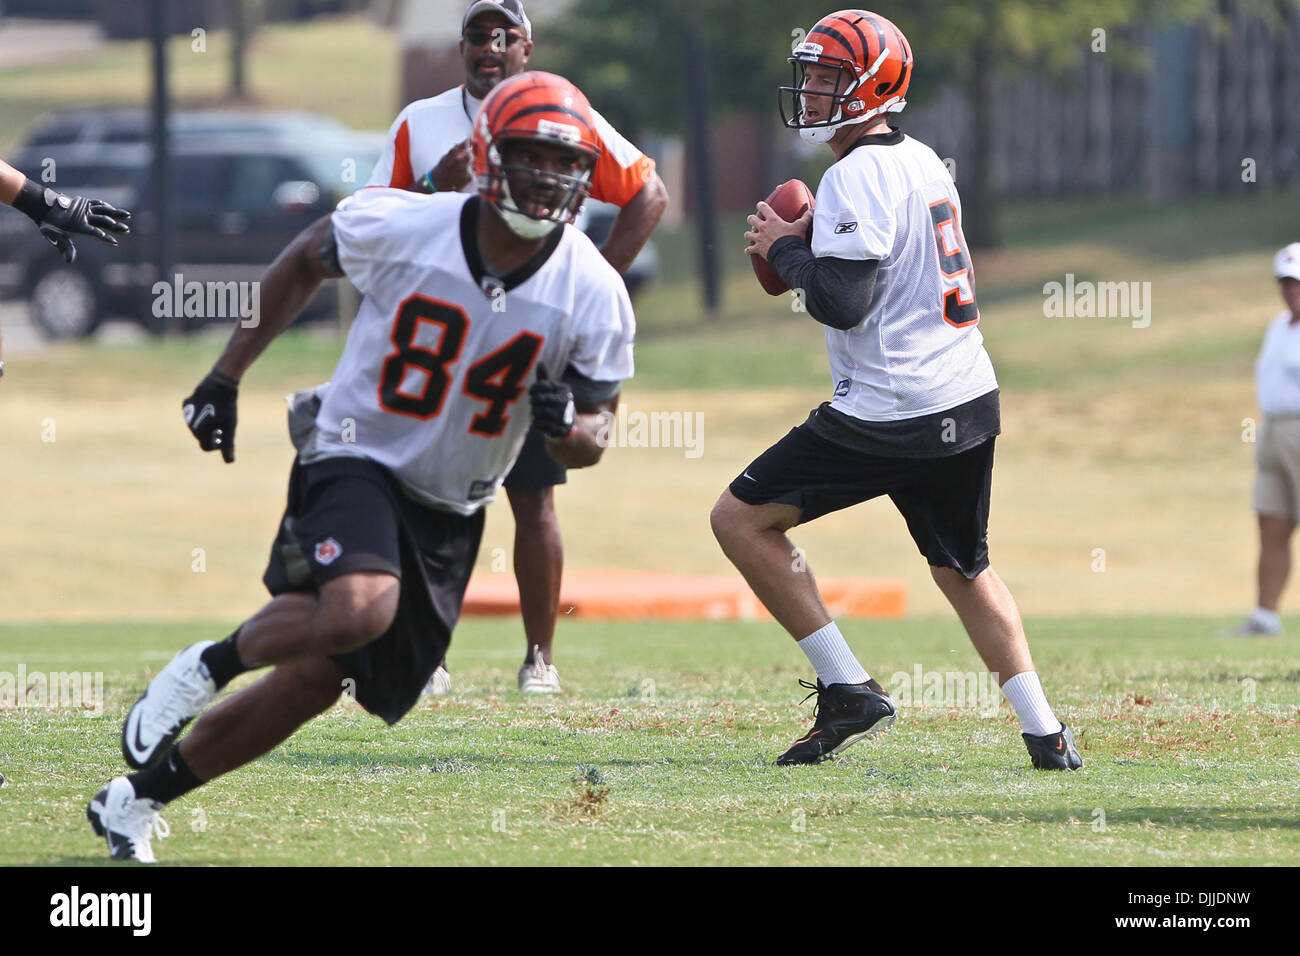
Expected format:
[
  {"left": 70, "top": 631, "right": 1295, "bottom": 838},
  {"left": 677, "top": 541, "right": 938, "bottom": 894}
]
[{"left": 751, "top": 179, "right": 815, "bottom": 295}]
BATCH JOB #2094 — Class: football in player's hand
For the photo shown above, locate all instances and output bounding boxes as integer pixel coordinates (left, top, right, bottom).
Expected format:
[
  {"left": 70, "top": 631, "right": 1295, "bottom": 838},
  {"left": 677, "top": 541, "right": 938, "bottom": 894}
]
[{"left": 751, "top": 179, "right": 815, "bottom": 296}]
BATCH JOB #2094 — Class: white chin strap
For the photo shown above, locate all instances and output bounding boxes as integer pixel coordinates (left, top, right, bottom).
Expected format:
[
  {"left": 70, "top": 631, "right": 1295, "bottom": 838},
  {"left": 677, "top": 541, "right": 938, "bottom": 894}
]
[
  {"left": 496, "top": 202, "right": 558, "bottom": 239},
  {"left": 798, "top": 98, "right": 905, "bottom": 144},
  {"left": 491, "top": 170, "right": 562, "bottom": 239}
]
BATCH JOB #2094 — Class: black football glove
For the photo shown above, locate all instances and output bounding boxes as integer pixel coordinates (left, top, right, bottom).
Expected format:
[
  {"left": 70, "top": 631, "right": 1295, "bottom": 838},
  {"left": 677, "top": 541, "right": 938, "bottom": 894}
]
[
  {"left": 29, "top": 187, "right": 131, "bottom": 265},
  {"left": 182, "top": 371, "right": 240, "bottom": 463},
  {"left": 529, "top": 363, "right": 576, "bottom": 440}
]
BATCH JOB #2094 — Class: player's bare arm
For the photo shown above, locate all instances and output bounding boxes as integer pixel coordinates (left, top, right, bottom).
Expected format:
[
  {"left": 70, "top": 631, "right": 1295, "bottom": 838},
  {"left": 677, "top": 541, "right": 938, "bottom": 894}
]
[
  {"left": 599, "top": 170, "right": 668, "bottom": 273},
  {"left": 182, "top": 215, "right": 343, "bottom": 462},
  {"left": 211, "top": 215, "right": 342, "bottom": 380},
  {"left": 0, "top": 158, "right": 24, "bottom": 203}
]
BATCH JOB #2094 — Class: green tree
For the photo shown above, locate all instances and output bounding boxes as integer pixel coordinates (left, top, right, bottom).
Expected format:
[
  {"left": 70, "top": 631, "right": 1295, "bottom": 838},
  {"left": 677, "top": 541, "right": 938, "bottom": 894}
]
[
  {"left": 545, "top": 1, "right": 1257, "bottom": 251},
  {"left": 539, "top": 0, "right": 834, "bottom": 140},
  {"left": 888, "top": 0, "right": 1214, "bottom": 247}
]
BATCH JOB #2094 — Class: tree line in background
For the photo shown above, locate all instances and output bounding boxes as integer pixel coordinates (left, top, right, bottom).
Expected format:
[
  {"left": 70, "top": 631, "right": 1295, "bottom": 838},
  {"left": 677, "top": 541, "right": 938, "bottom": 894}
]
[{"left": 543, "top": 0, "right": 1299, "bottom": 249}]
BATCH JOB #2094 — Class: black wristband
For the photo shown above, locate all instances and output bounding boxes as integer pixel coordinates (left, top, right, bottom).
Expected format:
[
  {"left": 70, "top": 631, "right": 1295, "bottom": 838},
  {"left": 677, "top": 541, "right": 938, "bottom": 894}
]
[
  {"left": 207, "top": 369, "right": 240, "bottom": 389},
  {"left": 11, "top": 178, "right": 49, "bottom": 225}
]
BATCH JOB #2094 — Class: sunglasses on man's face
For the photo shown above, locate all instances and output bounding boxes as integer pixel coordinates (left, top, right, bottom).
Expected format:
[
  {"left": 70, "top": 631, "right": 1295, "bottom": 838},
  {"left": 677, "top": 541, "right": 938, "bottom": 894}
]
[{"left": 464, "top": 26, "right": 525, "bottom": 47}]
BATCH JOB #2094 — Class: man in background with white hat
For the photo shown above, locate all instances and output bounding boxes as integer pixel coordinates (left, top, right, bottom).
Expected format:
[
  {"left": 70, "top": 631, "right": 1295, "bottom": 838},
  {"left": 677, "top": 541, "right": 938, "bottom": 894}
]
[{"left": 1233, "top": 242, "right": 1300, "bottom": 636}]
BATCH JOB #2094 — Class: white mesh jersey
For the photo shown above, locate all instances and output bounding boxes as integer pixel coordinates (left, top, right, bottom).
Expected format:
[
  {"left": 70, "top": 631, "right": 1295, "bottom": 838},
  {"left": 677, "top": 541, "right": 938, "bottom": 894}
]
[
  {"left": 811, "top": 132, "right": 998, "bottom": 421},
  {"left": 299, "top": 188, "right": 635, "bottom": 515}
]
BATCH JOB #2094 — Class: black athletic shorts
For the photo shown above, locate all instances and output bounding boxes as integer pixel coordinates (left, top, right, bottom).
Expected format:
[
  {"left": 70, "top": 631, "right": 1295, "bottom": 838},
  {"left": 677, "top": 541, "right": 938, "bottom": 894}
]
[
  {"left": 502, "top": 429, "right": 566, "bottom": 491},
  {"left": 263, "top": 456, "right": 484, "bottom": 725},
  {"left": 728, "top": 425, "right": 995, "bottom": 579}
]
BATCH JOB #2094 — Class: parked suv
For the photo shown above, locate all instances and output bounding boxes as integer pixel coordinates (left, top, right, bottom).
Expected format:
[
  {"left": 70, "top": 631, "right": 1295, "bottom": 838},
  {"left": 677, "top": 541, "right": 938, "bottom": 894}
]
[
  {"left": 1, "top": 109, "right": 657, "bottom": 338},
  {"left": 575, "top": 198, "right": 659, "bottom": 299},
  {"left": 21, "top": 107, "right": 351, "bottom": 152},
  {"left": 0, "top": 130, "right": 378, "bottom": 338}
]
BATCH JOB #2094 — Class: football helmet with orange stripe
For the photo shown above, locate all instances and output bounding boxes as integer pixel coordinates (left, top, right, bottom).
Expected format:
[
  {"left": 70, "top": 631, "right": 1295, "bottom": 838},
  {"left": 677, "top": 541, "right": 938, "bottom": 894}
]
[
  {"left": 472, "top": 71, "right": 601, "bottom": 238},
  {"left": 780, "top": 9, "right": 913, "bottom": 145}
]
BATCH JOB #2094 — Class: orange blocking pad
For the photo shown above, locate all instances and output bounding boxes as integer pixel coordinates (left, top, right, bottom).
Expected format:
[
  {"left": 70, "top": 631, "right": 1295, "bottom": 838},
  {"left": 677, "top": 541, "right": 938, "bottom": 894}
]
[{"left": 463, "top": 570, "right": 906, "bottom": 621}]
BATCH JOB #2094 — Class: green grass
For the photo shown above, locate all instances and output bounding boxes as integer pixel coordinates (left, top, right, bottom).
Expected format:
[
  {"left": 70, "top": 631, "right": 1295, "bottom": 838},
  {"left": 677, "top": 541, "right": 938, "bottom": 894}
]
[
  {"left": 1, "top": 616, "right": 1297, "bottom": 865},
  {"left": 0, "top": 15, "right": 400, "bottom": 152},
  {"left": 5, "top": 187, "right": 1297, "bottom": 626}
]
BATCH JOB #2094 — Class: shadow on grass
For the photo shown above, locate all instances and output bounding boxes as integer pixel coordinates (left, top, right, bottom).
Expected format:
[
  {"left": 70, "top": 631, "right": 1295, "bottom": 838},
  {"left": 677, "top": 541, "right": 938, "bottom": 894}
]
[
  {"left": 40, "top": 856, "right": 229, "bottom": 867},
  {"left": 264, "top": 749, "right": 723, "bottom": 772},
  {"left": 880, "top": 806, "right": 1300, "bottom": 831}
]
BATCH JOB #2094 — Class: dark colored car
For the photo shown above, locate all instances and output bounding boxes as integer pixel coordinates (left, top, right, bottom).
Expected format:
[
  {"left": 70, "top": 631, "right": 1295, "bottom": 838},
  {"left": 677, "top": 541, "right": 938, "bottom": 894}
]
[
  {"left": 1, "top": 108, "right": 656, "bottom": 338},
  {"left": 575, "top": 198, "right": 659, "bottom": 299},
  {"left": 20, "top": 107, "right": 351, "bottom": 152},
  {"left": 0, "top": 130, "right": 380, "bottom": 338}
]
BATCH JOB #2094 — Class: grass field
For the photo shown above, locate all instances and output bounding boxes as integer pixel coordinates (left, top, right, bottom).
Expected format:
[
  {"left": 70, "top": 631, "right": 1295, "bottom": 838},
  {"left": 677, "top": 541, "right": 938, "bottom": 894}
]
[
  {"left": 1, "top": 616, "right": 1297, "bottom": 866},
  {"left": 2, "top": 14, "right": 1298, "bottom": 867},
  {"left": 6, "top": 188, "right": 1300, "bottom": 621}
]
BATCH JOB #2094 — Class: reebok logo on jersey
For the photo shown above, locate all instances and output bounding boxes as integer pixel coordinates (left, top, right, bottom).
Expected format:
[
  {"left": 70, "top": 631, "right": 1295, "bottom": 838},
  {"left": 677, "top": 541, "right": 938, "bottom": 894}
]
[
  {"left": 834, "top": 222, "right": 858, "bottom": 234},
  {"left": 314, "top": 538, "right": 342, "bottom": 565}
]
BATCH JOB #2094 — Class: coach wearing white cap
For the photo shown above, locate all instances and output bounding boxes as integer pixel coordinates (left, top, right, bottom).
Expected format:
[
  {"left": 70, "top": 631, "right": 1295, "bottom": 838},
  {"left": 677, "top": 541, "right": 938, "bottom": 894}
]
[{"left": 1234, "top": 242, "right": 1300, "bottom": 635}]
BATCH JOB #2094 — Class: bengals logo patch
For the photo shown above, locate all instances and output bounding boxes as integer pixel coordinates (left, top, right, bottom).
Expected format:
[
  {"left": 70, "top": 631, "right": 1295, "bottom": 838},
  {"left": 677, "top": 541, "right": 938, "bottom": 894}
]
[{"left": 314, "top": 538, "right": 343, "bottom": 565}]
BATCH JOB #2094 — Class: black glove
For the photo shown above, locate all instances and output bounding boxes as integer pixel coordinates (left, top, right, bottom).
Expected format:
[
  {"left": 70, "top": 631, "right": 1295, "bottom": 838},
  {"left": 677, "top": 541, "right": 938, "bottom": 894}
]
[
  {"left": 13, "top": 179, "right": 132, "bottom": 265},
  {"left": 529, "top": 363, "right": 576, "bottom": 440},
  {"left": 182, "top": 371, "right": 240, "bottom": 463}
]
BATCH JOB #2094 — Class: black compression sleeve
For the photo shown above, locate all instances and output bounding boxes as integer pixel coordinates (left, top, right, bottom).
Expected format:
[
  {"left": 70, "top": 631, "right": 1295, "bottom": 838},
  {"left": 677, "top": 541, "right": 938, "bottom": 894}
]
[
  {"left": 317, "top": 224, "right": 343, "bottom": 277},
  {"left": 562, "top": 363, "right": 620, "bottom": 405},
  {"left": 767, "top": 235, "right": 879, "bottom": 331}
]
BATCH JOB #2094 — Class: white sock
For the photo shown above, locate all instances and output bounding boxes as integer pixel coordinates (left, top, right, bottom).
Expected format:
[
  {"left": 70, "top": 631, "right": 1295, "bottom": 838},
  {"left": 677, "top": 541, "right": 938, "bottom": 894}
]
[
  {"left": 797, "top": 622, "right": 869, "bottom": 686},
  {"left": 1252, "top": 607, "right": 1281, "bottom": 629},
  {"left": 1001, "top": 671, "right": 1062, "bottom": 737}
]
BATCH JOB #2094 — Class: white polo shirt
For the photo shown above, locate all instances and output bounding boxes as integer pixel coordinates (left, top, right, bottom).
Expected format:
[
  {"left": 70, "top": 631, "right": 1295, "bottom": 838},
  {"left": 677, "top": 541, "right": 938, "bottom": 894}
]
[
  {"left": 1256, "top": 311, "right": 1300, "bottom": 416},
  {"left": 367, "top": 85, "right": 655, "bottom": 207}
]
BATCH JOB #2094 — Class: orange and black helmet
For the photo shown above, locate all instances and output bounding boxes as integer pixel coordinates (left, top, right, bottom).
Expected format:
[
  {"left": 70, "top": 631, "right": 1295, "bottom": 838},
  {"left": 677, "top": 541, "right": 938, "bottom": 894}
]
[
  {"left": 780, "top": 9, "right": 913, "bottom": 144},
  {"left": 471, "top": 71, "right": 601, "bottom": 238}
]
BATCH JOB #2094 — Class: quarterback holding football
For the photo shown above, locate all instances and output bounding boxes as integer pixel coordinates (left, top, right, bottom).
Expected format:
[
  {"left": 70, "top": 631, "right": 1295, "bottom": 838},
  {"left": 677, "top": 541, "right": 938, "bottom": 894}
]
[{"left": 713, "top": 9, "right": 1082, "bottom": 771}]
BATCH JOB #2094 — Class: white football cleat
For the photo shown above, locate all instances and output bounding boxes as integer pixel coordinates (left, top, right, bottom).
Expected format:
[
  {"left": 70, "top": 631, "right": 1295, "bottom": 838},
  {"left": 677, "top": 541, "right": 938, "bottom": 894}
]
[
  {"left": 86, "top": 777, "right": 170, "bottom": 863},
  {"left": 518, "top": 645, "right": 561, "bottom": 694},
  {"left": 121, "top": 641, "right": 216, "bottom": 770},
  {"left": 423, "top": 664, "right": 452, "bottom": 696}
]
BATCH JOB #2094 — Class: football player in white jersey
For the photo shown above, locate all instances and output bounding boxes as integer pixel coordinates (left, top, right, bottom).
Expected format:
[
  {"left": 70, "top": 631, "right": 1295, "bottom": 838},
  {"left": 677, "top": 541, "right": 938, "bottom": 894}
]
[
  {"left": 364, "top": 0, "right": 667, "bottom": 695},
  {"left": 87, "top": 72, "right": 635, "bottom": 862},
  {"left": 711, "top": 10, "right": 1081, "bottom": 771}
]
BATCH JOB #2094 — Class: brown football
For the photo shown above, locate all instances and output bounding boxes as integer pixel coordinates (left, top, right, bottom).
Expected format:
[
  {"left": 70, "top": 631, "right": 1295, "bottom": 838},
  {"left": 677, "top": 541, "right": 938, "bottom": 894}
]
[{"left": 750, "top": 179, "right": 815, "bottom": 295}]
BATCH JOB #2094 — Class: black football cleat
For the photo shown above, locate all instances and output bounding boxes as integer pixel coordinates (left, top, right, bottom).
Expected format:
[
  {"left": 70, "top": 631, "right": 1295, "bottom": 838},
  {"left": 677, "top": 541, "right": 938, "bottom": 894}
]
[
  {"left": 776, "top": 678, "right": 896, "bottom": 766},
  {"left": 1022, "top": 723, "right": 1083, "bottom": 770}
]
